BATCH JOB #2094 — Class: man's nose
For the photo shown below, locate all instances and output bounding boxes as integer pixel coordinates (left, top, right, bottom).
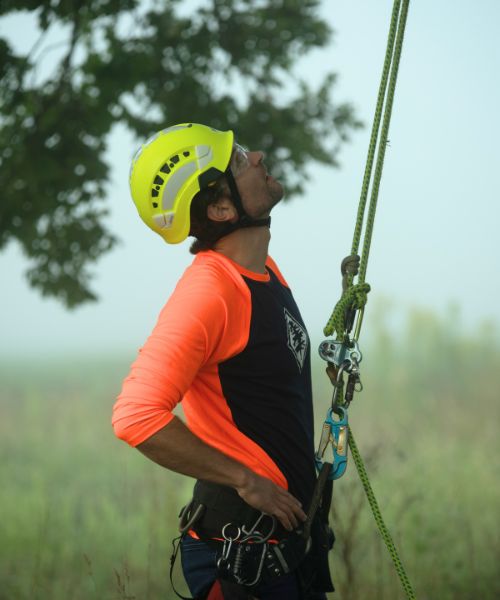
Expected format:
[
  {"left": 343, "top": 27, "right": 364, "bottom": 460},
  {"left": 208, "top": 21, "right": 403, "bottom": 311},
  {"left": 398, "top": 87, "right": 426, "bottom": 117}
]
[{"left": 249, "top": 151, "right": 265, "bottom": 165}]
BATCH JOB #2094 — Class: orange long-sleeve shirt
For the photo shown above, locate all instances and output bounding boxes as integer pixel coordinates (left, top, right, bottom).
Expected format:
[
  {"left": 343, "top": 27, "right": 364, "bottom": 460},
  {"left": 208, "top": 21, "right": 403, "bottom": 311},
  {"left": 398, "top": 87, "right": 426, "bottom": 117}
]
[{"left": 112, "top": 250, "right": 316, "bottom": 505}]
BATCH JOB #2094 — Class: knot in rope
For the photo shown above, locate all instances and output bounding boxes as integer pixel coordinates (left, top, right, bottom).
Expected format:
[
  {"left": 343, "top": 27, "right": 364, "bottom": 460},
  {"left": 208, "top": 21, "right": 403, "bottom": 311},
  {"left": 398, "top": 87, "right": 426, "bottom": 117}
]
[{"left": 323, "top": 282, "right": 371, "bottom": 338}]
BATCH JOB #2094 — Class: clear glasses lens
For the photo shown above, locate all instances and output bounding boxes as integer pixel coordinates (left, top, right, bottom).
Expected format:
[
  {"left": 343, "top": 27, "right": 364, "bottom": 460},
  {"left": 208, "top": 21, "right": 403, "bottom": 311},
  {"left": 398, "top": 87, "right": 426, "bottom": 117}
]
[{"left": 232, "top": 144, "right": 250, "bottom": 174}]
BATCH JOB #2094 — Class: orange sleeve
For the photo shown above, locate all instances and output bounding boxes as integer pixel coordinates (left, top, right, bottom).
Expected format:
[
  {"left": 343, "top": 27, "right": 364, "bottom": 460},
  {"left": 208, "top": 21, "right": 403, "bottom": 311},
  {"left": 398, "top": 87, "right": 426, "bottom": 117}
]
[{"left": 112, "top": 256, "right": 251, "bottom": 447}]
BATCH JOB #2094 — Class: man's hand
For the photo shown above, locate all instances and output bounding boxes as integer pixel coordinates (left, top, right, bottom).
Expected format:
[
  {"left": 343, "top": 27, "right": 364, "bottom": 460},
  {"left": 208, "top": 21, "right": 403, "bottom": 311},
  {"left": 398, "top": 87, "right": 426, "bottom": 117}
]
[{"left": 236, "top": 470, "right": 307, "bottom": 531}]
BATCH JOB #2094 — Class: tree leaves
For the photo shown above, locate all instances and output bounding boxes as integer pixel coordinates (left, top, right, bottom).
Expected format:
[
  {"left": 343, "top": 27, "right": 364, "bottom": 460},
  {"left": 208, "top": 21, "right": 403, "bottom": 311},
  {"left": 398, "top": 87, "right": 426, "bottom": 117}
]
[{"left": 0, "top": 0, "right": 361, "bottom": 307}]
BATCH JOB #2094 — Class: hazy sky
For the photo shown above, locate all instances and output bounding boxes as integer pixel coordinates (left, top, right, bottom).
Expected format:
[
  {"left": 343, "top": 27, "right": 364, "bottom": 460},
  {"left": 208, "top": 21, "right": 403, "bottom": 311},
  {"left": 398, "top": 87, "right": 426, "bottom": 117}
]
[{"left": 1, "top": 1, "right": 499, "bottom": 359}]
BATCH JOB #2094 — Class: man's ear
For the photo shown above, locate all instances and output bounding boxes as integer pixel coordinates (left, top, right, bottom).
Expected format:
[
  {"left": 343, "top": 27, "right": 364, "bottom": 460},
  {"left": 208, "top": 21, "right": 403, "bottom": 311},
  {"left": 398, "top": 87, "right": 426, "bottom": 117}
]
[{"left": 207, "top": 197, "right": 238, "bottom": 223}]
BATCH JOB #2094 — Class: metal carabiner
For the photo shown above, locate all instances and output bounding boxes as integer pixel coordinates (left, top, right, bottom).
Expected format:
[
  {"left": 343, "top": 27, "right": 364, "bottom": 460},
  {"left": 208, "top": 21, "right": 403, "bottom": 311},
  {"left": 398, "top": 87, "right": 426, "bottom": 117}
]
[
  {"left": 315, "top": 405, "right": 349, "bottom": 480},
  {"left": 217, "top": 523, "right": 241, "bottom": 569},
  {"left": 237, "top": 543, "right": 268, "bottom": 587},
  {"left": 328, "top": 360, "right": 348, "bottom": 410},
  {"left": 178, "top": 501, "right": 205, "bottom": 534},
  {"left": 241, "top": 513, "right": 276, "bottom": 544}
]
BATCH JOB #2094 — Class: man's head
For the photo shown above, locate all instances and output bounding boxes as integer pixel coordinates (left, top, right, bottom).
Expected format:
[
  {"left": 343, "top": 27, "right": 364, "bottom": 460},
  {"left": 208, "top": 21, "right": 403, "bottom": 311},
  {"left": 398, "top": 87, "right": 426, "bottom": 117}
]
[
  {"left": 129, "top": 123, "right": 283, "bottom": 248},
  {"left": 189, "top": 143, "right": 283, "bottom": 253}
]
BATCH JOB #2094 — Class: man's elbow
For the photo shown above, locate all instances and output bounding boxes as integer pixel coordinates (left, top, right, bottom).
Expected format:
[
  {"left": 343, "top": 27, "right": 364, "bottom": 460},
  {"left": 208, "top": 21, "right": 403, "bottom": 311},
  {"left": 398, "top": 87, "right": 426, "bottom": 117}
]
[
  {"left": 112, "top": 416, "right": 137, "bottom": 446},
  {"left": 111, "top": 405, "right": 176, "bottom": 448}
]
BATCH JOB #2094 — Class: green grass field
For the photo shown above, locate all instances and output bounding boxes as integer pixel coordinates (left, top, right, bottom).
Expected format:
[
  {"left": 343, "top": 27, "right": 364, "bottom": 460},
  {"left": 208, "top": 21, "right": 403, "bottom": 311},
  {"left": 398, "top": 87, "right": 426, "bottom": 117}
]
[{"left": 1, "top": 307, "right": 499, "bottom": 599}]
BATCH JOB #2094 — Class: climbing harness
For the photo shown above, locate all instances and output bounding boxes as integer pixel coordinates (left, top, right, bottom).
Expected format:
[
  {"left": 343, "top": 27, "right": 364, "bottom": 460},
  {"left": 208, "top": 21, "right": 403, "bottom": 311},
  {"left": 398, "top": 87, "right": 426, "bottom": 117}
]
[
  {"left": 315, "top": 0, "right": 417, "bottom": 599},
  {"left": 170, "top": 479, "right": 334, "bottom": 599}
]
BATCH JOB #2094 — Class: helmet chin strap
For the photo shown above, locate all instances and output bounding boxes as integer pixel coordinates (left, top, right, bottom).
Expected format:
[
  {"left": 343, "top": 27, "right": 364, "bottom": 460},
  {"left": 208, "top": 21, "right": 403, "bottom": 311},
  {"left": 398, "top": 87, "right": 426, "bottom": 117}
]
[{"left": 224, "top": 167, "right": 271, "bottom": 231}]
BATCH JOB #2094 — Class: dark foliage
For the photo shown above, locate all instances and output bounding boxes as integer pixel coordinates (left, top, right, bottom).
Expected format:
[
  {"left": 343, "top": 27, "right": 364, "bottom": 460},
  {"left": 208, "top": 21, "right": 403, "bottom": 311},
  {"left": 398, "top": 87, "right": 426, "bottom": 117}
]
[{"left": 0, "top": 1, "right": 360, "bottom": 307}]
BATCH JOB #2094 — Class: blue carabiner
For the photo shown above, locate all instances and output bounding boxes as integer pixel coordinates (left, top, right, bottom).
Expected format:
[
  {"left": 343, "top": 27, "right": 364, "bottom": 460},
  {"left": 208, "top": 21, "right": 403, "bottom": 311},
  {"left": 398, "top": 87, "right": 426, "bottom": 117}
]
[{"left": 315, "top": 406, "right": 349, "bottom": 480}]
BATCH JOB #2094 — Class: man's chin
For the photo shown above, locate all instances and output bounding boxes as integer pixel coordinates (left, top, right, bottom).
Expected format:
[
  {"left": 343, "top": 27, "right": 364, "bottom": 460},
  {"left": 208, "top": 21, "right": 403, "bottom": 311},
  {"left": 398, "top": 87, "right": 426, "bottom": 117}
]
[
  {"left": 270, "top": 182, "right": 284, "bottom": 204},
  {"left": 267, "top": 174, "right": 283, "bottom": 196}
]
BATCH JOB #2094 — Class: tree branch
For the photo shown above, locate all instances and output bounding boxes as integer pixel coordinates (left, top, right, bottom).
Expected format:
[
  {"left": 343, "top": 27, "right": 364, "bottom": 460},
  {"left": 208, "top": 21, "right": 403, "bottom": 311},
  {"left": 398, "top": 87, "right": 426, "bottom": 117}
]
[{"left": 57, "top": 7, "right": 82, "bottom": 88}]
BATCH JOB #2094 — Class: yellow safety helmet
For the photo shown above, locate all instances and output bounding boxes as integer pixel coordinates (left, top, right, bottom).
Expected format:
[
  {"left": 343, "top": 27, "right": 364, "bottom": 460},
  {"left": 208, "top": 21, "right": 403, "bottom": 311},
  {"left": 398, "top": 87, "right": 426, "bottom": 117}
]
[{"left": 129, "top": 123, "right": 234, "bottom": 244}]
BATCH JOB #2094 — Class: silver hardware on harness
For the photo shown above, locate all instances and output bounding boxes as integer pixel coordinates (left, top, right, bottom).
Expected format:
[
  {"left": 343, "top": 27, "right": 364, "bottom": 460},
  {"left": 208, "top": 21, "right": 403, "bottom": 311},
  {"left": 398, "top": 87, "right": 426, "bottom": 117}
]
[
  {"left": 234, "top": 543, "right": 267, "bottom": 586},
  {"left": 217, "top": 515, "right": 275, "bottom": 586},
  {"left": 318, "top": 339, "right": 363, "bottom": 371},
  {"left": 241, "top": 513, "right": 276, "bottom": 543},
  {"left": 217, "top": 523, "right": 241, "bottom": 569},
  {"left": 178, "top": 501, "right": 205, "bottom": 534}
]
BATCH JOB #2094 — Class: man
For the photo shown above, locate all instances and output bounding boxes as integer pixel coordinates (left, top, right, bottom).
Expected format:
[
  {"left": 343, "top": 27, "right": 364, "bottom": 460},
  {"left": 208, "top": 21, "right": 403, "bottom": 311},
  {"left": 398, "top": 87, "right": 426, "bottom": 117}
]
[{"left": 112, "top": 123, "right": 333, "bottom": 599}]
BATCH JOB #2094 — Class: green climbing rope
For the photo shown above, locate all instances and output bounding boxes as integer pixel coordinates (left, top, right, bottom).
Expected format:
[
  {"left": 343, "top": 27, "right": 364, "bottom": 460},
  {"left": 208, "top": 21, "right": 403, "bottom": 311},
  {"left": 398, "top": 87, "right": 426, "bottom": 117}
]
[
  {"left": 323, "top": 1, "right": 416, "bottom": 599},
  {"left": 348, "top": 431, "right": 416, "bottom": 599},
  {"left": 325, "top": 0, "right": 411, "bottom": 339}
]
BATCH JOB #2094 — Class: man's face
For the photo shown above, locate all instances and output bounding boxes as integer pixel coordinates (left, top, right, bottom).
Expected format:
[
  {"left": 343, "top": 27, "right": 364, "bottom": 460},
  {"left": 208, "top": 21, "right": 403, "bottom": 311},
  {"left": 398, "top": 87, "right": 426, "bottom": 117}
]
[{"left": 230, "top": 144, "right": 284, "bottom": 219}]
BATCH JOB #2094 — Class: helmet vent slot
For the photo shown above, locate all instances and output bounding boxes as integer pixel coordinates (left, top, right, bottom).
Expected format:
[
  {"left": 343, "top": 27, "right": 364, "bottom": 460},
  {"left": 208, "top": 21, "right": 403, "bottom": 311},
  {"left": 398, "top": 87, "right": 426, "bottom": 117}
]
[{"left": 153, "top": 149, "right": 195, "bottom": 207}]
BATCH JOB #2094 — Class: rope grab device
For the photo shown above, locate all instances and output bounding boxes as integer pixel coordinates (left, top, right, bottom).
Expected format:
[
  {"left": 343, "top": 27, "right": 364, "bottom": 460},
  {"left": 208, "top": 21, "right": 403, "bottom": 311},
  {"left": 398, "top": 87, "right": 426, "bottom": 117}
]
[{"left": 315, "top": 1, "right": 417, "bottom": 598}]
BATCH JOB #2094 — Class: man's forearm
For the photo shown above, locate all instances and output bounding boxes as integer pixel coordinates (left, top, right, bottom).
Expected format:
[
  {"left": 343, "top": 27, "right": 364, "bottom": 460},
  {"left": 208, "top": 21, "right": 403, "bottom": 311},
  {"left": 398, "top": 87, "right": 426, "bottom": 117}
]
[
  {"left": 135, "top": 415, "right": 307, "bottom": 531},
  {"left": 136, "top": 415, "right": 250, "bottom": 490}
]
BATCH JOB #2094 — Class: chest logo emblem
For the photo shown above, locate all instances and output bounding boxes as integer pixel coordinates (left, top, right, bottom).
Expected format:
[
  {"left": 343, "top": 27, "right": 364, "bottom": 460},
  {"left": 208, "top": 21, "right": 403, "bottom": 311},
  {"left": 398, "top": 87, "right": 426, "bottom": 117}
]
[{"left": 284, "top": 308, "right": 309, "bottom": 372}]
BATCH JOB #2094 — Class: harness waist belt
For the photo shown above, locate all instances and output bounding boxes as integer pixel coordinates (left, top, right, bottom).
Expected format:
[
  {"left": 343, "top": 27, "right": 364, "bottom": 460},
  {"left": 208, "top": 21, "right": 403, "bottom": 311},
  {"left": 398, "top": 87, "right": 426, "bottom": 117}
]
[
  {"left": 176, "top": 479, "right": 335, "bottom": 594},
  {"left": 188, "top": 479, "right": 287, "bottom": 540}
]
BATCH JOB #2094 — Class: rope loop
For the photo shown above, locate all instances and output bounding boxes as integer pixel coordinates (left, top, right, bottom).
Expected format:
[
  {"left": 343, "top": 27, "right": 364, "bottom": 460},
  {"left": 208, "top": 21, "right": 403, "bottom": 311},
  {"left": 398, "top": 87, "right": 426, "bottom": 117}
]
[{"left": 323, "top": 282, "right": 371, "bottom": 338}]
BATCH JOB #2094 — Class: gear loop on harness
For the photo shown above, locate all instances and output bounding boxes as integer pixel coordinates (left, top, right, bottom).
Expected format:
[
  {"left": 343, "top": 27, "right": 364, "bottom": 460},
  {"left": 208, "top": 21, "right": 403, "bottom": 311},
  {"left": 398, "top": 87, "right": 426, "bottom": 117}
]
[{"left": 178, "top": 501, "right": 206, "bottom": 534}]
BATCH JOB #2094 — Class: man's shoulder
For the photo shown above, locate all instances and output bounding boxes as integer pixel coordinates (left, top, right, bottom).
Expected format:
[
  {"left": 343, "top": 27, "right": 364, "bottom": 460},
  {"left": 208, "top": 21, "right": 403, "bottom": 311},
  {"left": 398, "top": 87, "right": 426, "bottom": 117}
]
[
  {"left": 159, "top": 251, "right": 252, "bottom": 352},
  {"left": 170, "top": 251, "right": 250, "bottom": 309},
  {"left": 188, "top": 250, "right": 248, "bottom": 287}
]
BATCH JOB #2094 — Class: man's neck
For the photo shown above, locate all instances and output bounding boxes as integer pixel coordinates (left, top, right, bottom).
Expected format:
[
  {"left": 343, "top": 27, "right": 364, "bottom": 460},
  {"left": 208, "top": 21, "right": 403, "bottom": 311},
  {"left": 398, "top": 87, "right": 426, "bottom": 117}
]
[{"left": 213, "top": 226, "right": 271, "bottom": 274}]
